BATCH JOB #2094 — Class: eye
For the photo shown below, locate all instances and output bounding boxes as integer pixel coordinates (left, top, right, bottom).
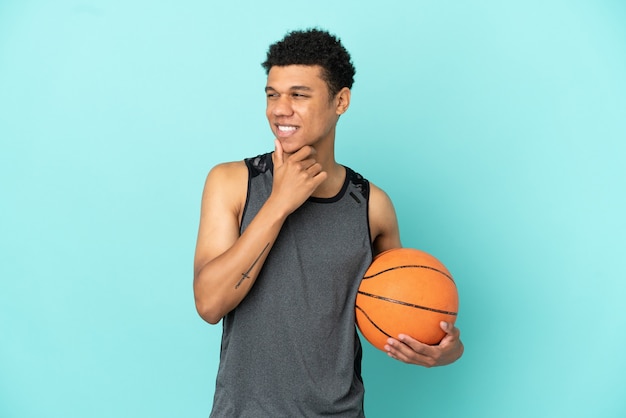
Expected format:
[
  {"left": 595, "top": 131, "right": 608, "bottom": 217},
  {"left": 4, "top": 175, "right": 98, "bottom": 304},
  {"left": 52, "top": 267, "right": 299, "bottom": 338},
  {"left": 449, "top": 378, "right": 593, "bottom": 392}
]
[
  {"left": 292, "top": 93, "right": 309, "bottom": 98},
  {"left": 266, "top": 93, "right": 279, "bottom": 99}
]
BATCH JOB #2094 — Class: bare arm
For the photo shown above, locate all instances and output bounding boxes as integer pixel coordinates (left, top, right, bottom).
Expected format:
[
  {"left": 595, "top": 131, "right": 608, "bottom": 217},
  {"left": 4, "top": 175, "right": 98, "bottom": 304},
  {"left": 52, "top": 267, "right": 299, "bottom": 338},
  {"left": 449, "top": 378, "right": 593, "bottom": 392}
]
[
  {"left": 192, "top": 160, "right": 283, "bottom": 324},
  {"left": 368, "top": 183, "right": 402, "bottom": 255},
  {"left": 193, "top": 141, "right": 327, "bottom": 324},
  {"left": 368, "top": 182, "right": 464, "bottom": 366}
]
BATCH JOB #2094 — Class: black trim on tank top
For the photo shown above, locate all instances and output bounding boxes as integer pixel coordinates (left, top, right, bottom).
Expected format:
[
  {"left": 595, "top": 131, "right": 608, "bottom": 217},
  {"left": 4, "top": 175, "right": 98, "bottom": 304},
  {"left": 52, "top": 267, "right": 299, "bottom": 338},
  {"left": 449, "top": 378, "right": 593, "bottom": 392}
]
[
  {"left": 350, "top": 169, "right": 369, "bottom": 200},
  {"left": 247, "top": 153, "right": 271, "bottom": 177},
  {"left": 244, "top": 153, "right": 370, "bottom": 205},
  {"left": 307, "top": 166, "right": 350, "bottom": 204},
  {"left": 241, "top": 159, "right": 254, "bottom": 236}
]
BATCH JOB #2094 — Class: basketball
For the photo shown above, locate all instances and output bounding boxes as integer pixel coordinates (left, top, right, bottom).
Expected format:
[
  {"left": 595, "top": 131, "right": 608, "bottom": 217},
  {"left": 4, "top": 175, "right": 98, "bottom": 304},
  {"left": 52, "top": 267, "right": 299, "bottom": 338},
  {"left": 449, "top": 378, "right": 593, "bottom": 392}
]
[{"left": 355, "top": 248, "right": 458, "bottom": 351}]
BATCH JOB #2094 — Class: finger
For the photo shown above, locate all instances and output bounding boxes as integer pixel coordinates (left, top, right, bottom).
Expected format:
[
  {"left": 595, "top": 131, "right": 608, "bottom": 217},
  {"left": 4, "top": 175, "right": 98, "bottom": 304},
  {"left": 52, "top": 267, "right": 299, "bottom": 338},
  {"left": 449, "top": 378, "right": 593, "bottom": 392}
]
[
  {"left": 295, "top": 158, "right": 318, "bottom": 171},
  {"left": 273, "top": 139, "right": 284, "bottom": 166},
  {"left": 396, "top": 334, "right": 436, "bottom": 354},
  {"left": 299, "top": 158, "right": 328, "bottom": 176},
  {"left": 440, "top": 321, "right": 461, "bottom": 340},
  {"left": 306, "top": 162, "right": 324, "bottom": 176},
  {"left": 385, "top": 337, "right": 435, "bottom": 366},
  {"left": 290, "top": 145, "right": 316, "bottom": 161},
  {"left": 302, "top": 163, "right": 327, "bottom": 185},
  {"left": 311, "top": 168, "right": 328, "bottom": 185}
]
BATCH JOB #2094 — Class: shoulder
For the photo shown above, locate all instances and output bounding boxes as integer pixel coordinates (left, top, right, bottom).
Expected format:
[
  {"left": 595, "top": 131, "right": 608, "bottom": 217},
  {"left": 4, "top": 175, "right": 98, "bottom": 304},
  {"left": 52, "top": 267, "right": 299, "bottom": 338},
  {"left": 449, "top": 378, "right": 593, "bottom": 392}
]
[
  {"left": 201, "top": 160, "right": 249, "bottom": 215},
  {"left": 205, "top": 160, "right": 248, "bottom": 191},
  {"left": 369, "top": 182, "right": 392, "bottom": 208},
  {"left": 209, "top": 160, "right": 248, "bottom": 175},
  {"left": 369, "top": 182, "right": 395, "bottom": 223}
]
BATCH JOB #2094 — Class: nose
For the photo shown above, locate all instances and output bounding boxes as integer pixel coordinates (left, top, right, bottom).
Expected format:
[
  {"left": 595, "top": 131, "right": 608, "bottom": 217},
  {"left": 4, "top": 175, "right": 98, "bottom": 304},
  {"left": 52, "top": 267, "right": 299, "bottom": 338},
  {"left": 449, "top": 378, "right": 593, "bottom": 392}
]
[{"left": 269, "top": 96, "right": 294, "bottom": 117}]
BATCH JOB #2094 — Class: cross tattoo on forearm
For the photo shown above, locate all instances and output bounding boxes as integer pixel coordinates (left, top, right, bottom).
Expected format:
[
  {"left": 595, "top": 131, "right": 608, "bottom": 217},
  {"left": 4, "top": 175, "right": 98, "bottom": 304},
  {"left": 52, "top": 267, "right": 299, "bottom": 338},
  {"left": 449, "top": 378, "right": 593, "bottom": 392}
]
[{"left": 235, "top": 243, "right": 270, "bottom": 289}]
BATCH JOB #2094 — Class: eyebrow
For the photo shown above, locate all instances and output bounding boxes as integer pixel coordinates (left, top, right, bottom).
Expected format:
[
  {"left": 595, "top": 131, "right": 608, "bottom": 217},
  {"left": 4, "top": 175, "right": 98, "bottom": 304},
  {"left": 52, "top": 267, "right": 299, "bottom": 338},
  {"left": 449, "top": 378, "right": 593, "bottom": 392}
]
[{"left": 265, "top": 85, "right": 313, "bottom": 93}]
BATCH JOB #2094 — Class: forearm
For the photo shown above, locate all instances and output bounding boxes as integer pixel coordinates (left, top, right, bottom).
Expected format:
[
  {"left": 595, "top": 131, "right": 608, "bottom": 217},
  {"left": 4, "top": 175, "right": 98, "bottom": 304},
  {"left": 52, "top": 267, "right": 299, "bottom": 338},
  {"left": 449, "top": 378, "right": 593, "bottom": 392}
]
[{"left": 193, "top": 197, "right": 288, "bottom": 324}]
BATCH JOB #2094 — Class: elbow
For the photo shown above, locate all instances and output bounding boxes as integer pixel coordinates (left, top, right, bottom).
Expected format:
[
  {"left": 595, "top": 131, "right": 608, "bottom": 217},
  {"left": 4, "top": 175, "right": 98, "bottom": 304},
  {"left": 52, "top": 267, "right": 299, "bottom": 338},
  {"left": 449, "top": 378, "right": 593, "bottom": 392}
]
[
  {"left": 195, "top": 298, "right": 224, "bottom": 325},
  {"left": 193, "top": 267, "right": 230, "bottom": 324}
]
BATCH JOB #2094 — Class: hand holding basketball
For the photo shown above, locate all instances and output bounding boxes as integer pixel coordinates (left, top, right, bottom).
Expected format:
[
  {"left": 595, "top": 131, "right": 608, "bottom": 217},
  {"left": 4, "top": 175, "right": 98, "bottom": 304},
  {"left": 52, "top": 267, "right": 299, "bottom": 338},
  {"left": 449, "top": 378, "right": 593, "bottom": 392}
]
[
  {"left": 355, "top": 247, "right": 464, "bottom": 366},
  {"left": 385, "top": 321, "right": 464, "bottom": 367},
  {"left": 356, "top": 248, "right": 459, "bottom": 347}
]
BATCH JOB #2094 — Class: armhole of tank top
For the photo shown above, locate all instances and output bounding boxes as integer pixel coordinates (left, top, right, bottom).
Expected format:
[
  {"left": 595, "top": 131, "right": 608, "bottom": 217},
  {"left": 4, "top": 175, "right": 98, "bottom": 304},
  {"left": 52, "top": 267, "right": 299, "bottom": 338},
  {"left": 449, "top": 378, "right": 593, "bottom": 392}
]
[
  {"left": 346, "top": 166, "right": 375, "bottom": 259},
  {"left": 365, "top": 181, "right": 375, "bottom": 258},
  {"left": 239, "top": 159, "right": 253, "bottom": 235}
]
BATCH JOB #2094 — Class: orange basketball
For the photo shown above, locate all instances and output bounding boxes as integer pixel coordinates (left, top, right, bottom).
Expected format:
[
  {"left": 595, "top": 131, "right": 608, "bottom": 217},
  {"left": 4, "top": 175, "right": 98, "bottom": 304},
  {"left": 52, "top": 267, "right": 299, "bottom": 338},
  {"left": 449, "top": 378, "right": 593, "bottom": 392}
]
[{"left": 355, "top": 248, "right": 458, "bottom": 351}]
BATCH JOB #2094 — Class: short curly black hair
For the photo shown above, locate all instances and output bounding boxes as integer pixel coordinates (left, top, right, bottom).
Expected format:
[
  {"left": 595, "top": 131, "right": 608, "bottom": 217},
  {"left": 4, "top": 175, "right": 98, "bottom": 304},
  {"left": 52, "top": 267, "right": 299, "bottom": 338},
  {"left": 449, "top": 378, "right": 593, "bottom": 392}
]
[{"left": 261, "top": 28, "right": 356, "bottom": 98}]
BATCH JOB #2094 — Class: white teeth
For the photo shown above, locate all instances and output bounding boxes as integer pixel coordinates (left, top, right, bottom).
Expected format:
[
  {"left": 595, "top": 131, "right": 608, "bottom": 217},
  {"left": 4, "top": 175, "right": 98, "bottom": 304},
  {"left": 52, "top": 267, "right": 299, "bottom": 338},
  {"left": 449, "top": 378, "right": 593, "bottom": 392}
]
[{"left": 278, "top": 125, "right": 297, "bottom": 132}]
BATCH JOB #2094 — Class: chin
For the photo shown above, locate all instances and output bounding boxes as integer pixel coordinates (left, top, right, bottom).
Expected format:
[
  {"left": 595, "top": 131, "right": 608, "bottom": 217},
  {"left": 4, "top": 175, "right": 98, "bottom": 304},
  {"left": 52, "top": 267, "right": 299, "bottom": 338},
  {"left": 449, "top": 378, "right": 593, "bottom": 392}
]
[{"left": 277, "top": 138, "right": 305, "bottom": 154}]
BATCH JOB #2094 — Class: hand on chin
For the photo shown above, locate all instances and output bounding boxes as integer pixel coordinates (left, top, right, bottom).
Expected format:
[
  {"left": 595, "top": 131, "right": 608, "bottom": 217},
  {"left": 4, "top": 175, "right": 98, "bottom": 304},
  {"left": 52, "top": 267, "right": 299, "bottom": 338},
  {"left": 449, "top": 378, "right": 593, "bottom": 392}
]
[{"left": 275, "top": 138, "right": 308, "bottom": 156}]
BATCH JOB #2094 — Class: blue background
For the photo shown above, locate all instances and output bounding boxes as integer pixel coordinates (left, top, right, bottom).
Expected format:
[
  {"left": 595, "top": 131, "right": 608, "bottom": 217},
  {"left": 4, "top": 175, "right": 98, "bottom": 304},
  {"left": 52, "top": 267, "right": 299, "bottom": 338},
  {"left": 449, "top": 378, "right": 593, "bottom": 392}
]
[{"left": 1, "top": 1, "right": 625, "bottom": 417}]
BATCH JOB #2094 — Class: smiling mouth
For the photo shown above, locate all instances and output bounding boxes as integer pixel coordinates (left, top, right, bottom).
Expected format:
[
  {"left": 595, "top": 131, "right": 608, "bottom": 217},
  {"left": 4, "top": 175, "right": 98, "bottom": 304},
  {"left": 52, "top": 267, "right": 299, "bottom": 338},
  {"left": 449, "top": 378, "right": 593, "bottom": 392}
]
[
  {"left": 277, "top": 125, "right": 298, "bottom": 133},
  {"left": 275, "top": 125, "right": 299, "bottom": 138}
]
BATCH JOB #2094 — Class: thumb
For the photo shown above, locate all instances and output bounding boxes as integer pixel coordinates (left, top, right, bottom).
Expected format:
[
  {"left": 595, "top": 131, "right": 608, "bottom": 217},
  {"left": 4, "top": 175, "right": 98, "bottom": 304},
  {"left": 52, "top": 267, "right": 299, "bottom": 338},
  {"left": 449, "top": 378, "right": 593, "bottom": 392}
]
[
  {"left": 439, "top": 321, "right": 460, "bottom": 342},
  {"left": 273, "top": 139, "right": 284, "bottom": 166},
  {"left": 440, "top": 321, "right": 458, "bottom": 336}
]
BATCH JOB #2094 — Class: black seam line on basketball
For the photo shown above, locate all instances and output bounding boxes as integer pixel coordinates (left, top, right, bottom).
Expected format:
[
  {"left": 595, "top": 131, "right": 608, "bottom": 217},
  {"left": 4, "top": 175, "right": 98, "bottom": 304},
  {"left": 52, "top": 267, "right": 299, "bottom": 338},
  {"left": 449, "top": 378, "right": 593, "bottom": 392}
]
[
  {"left": 355, "top": 305, "right": 392, "bottom": 339},
  {"left": 363, "top": 265, "right": 454, "bottom": 282},
  {"left": 357, "top": 291, "right": 458, "bottom": 316}
]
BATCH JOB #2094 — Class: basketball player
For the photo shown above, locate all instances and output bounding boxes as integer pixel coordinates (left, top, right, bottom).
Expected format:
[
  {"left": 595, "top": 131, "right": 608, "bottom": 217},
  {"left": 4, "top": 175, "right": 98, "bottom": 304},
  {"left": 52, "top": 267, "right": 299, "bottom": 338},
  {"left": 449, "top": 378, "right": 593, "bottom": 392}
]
[{"left": 193, "top": 28, "right": 463, "bottom": 417}]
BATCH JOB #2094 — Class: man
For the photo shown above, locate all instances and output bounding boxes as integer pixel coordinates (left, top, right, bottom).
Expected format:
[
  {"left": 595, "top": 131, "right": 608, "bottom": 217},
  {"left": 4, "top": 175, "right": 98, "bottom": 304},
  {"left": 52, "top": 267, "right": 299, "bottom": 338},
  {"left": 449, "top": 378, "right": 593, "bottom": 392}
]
[{"left": 194, "top": 28, "right": 463, "bottom": 417}]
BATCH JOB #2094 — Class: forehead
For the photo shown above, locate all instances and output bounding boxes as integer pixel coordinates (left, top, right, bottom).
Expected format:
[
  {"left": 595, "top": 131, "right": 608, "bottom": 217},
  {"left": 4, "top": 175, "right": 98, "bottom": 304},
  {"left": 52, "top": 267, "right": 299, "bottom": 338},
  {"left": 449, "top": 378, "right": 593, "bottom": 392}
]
[{"left": 266, "top": 65, "right": 326, "bottom": 90}]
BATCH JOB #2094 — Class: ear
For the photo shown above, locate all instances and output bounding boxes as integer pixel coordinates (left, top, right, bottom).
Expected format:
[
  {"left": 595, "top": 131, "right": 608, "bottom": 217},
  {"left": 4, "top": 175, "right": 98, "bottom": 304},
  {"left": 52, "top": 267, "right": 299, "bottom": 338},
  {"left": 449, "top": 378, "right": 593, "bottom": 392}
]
[{"left": 335, "top": 87, "right": 351, "bottom": 115}]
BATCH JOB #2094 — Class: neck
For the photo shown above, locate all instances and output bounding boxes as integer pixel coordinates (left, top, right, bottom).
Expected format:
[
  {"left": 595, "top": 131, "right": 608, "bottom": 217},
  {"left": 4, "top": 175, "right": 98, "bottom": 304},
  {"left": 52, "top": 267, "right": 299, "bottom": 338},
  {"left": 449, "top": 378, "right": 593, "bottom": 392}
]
[{"left": 311, "top": 157, "right": 345, "bottom": 199}]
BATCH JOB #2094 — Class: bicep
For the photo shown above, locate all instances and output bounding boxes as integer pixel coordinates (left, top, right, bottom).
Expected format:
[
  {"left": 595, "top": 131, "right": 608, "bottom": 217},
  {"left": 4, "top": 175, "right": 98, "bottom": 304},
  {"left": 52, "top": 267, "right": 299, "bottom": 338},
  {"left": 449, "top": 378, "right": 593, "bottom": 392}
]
[
  {"left": 194, "top": 163, "right": 247, "bottom": 276},
  {"left": 369, "top": 183, "right": 402, "bottom": 256}
]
